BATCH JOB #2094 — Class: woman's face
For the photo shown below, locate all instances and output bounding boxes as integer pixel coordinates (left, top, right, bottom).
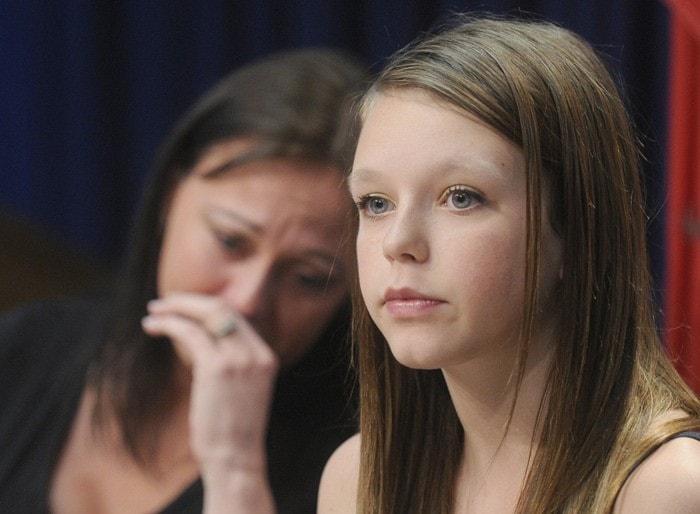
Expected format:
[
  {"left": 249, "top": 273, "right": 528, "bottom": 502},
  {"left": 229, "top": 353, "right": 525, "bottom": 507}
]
[
  {"left": 349, "top": 91, "right": 562, "bottom": 371},
  {"left": 158, "top": 139, "right": 352, "bottom": 369}
]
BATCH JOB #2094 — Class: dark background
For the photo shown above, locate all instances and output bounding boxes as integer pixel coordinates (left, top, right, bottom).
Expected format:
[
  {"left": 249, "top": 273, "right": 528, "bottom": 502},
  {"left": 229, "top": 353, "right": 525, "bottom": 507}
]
[{"left": 0, "top": 1, "right": 670, "bottom": 294}]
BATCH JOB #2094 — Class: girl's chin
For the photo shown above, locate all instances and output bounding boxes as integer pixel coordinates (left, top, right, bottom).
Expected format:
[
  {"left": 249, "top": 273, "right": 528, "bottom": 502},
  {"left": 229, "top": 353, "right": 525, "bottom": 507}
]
[{"left": 385, "top": 342, "right": 449, "bottom": 371}]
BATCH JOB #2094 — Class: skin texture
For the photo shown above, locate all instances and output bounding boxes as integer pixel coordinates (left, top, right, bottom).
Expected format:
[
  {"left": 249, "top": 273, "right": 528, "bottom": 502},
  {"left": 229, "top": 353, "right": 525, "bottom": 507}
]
[
  {"left": 318, "top": 433, "right": 360, "bottom": 513},
  {"left": 614, "top": 437, "right": 700, "bottom": 513}
]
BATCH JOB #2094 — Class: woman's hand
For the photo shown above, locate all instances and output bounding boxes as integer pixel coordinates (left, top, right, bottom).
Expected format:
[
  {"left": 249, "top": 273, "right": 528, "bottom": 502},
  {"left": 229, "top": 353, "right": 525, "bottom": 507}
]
[{"left": 142, "top": 292, "right": 278, "bottom": 513}]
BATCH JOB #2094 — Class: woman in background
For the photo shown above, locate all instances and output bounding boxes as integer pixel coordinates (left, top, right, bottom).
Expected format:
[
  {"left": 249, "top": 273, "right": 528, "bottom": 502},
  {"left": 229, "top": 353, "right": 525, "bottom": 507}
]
[
  {"left": 319, "top": 15, "right": 700, "bottom": 513},
  {"left": 0, "top": 48, "right": 366, "bottom": 513}
]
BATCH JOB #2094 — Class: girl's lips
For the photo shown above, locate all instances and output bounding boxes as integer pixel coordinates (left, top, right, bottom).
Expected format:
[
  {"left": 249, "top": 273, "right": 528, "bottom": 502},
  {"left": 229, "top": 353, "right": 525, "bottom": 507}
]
[
  {"left": 383, "top": 288, "right": 445, "bottom": 318},
  {"left": 383, "top": 287, "right": 441, "bottom": 302}
]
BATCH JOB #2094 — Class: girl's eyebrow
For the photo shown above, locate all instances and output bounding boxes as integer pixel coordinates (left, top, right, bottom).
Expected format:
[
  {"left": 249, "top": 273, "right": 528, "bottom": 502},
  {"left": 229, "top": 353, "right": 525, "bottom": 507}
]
[
  {"left": 434, "top": 156, "right": 514, "bottom": 185},
  {"left": 350, "top": 155, "right": 513, "bottom": 189},
  {"left": 347, "top": 167, "right": 376, "bottom": 190}
]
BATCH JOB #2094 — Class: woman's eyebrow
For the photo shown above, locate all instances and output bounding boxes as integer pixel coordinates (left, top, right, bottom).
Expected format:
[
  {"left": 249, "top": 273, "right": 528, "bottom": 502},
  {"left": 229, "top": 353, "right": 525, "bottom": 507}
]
[{"left": 207, "top": 206, "right": 264, "bottom": 234}]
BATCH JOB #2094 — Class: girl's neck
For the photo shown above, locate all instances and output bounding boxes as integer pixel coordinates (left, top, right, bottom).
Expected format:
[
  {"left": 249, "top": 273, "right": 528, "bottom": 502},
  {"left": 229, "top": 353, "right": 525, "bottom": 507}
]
[
  {"left": 442, "top": 334, "right": 554, "bottom": 470},
  {"left": 444, "top": 341, "right": 553, "bottom": 514}
]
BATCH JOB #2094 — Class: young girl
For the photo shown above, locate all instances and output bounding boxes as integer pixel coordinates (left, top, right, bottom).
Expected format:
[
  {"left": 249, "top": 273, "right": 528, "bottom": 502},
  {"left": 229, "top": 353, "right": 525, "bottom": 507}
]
[{"left": 319, "top": 15, "right": 700, "bottom": 513}]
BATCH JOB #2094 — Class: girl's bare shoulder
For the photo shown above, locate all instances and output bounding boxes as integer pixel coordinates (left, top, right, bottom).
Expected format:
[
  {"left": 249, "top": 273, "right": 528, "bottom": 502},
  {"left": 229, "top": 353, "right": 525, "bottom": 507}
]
[
  {"left": 317, "top": 433, "right": 361, "bottom": 514},
  {"left": 616, "top": 434, "right": 700, "bottom": 513}
]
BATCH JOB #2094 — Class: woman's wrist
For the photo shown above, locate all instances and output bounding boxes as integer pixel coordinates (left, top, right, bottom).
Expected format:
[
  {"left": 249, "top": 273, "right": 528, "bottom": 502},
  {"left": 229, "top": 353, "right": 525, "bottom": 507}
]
[{"left": 202, "top": 459, "right": 275, "bottom": 514}]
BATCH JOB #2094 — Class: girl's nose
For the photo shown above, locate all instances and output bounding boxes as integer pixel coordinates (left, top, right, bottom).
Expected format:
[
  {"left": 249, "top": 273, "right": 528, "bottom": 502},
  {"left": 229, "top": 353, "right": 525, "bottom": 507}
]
[{"left": 381, "top": 207, "right": 430, "bottom": 264}]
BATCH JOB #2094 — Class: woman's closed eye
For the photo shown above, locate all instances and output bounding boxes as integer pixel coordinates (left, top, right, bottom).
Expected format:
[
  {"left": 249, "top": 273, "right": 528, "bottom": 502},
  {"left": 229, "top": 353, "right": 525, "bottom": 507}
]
[
  {"left": 286, "top": 263, "right": 339, "bottom": 293},
  {"left": 441, "top": 185, "right": 484, "bottom": 212},
  {"left": 296, "top": 271, "right": 332, "bottom": 291},
  {"left": 216, "top": 232, "right": 250, "bottom": 256}
]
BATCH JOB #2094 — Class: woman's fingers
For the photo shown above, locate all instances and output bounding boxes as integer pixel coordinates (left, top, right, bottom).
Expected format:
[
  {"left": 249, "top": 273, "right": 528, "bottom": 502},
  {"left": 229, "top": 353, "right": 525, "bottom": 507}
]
[
  {"left": 145, "top": 293, "right": 251, "bottom": 344},
  {"left": 142, "top": 292, "right": 279, "bottom": 470},
  {"left": 141, "top": 310, "right": 212, "bottom": 366},
  {"left": 142, "top": 292, "right": 270, "bottom": 361}
]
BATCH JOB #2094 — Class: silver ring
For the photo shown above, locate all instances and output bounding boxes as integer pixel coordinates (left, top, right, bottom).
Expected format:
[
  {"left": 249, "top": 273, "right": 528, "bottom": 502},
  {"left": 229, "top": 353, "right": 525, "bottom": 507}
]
[{"left": 213, "top": 318, "right": 238, "bottom": 339}]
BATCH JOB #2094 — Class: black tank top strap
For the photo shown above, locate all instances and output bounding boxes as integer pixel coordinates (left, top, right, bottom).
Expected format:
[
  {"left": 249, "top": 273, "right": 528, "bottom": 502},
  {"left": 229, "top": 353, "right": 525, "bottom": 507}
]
[
  {"left": 612, "top": 430, "right": 700, "bottom": 508},
  {"left": 669, "top": 430, "right": 700, "bottom": 441},
  {"left": 626, "top": 430, "right": 700, "bottom": 477}
]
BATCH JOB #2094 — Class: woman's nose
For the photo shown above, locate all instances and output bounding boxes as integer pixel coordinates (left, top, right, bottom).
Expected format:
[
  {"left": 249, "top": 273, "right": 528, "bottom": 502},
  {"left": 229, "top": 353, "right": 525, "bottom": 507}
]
[
  {"left": 220, "top": 262, "right": 273, "bottom": 320},
  {"left": 381, "top": 207, "right": 430, "bottom": 264}
]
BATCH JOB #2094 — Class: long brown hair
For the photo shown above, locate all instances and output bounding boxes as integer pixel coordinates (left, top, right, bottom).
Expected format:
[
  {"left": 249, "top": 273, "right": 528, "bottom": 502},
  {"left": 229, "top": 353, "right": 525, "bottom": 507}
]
[
  {"left": 90, "top": 48, "right": 367, "bottom": 465},
  {"left": 352, "top": 15, "right": 700, "bottom": 513}
]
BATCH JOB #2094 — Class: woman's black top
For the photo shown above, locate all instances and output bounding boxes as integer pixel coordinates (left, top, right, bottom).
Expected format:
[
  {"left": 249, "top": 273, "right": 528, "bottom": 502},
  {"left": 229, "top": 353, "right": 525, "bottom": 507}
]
[{"left": 0, "top": 296, "right": 355, "bottom": 513}]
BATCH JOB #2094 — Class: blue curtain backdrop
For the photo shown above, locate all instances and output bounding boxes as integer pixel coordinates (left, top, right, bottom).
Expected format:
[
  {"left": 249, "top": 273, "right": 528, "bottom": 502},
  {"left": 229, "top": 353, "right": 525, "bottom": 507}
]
[{"left": 1, "top": 1, "right": 669, "bottom": 281}]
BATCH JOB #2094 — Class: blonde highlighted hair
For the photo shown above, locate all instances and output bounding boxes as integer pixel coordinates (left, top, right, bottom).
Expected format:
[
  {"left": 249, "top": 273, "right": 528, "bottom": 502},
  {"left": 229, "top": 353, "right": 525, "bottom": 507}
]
[{"left": 352, "top": 14, "right": 700, "bottom": 513}]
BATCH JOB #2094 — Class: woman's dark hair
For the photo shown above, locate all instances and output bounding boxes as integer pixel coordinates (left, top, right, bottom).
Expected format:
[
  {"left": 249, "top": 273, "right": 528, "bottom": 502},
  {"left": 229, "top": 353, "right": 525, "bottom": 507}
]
[{"left": 89, "top": 48, "right": 367, "bottom": 463}]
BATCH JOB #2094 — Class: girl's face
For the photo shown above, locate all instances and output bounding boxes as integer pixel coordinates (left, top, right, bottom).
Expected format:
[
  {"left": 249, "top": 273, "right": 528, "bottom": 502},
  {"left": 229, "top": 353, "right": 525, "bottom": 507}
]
[
  {"left": 158, "top": 138, "right": 352, "bottom": 369},
  {"left": 350, "top": 91, "right": 562, "bottom": 371}
]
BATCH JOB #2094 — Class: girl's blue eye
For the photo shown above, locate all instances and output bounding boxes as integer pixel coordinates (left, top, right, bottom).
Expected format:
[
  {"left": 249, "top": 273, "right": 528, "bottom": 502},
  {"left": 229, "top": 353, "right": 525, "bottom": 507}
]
[
  {"left": 444, "top": 186, "right": 482, "bottom": 211},
  {"left": 357, "top": 195, "right": 394, "bottom": 216}
]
